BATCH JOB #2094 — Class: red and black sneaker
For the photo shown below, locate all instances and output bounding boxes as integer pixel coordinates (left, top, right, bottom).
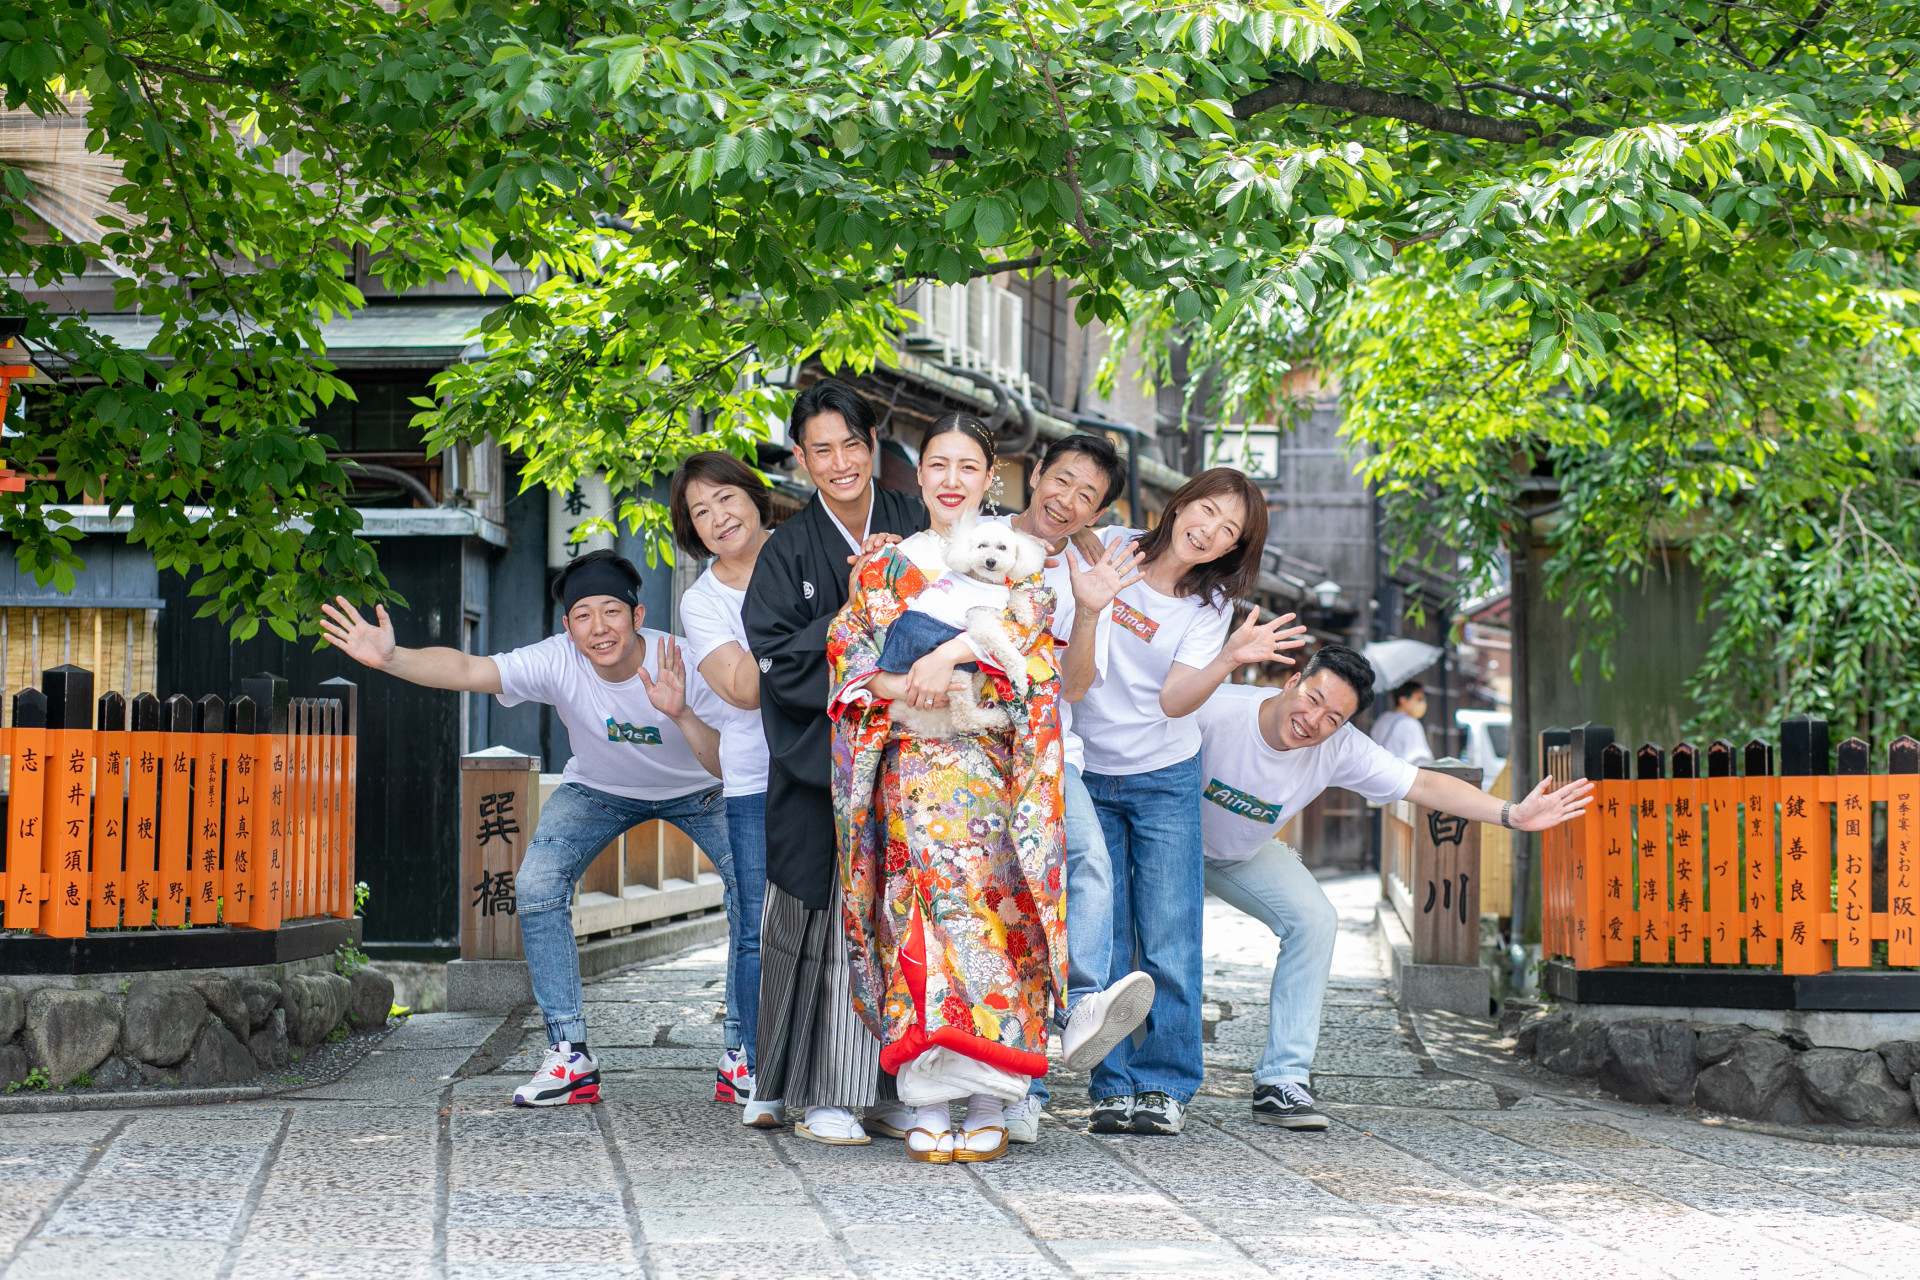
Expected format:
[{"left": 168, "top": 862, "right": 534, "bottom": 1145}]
[
  {"left": 715, "top": 1048, "right": 755, "bottom": 1104},
  {"left": 512, "top": 1042, "right": 601, "bottom": 1107}
]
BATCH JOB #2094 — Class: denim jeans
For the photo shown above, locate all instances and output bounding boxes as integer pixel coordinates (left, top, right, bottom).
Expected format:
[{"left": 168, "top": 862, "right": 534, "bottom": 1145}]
[
  {"left": 1203, "top": 840, "right": 1338, "bottom": 1087},
  {"left": 1029, "top": 764, "right": 1116, "bottom": 1106},
  {"left": 718, "top": 792, "right": 768, "bottom": 1069},
  {"left": 1083, "top": 753, "right": 1204, "bottom": 1104},
  {"left": 518, "top": 781, "right": 730, "bottom": 1047}
]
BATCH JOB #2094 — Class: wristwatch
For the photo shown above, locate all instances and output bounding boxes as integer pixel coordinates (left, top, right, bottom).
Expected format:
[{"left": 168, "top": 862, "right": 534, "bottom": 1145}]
[{"left": 1500, "top": 801, "right": 1513, "bottom": 829}]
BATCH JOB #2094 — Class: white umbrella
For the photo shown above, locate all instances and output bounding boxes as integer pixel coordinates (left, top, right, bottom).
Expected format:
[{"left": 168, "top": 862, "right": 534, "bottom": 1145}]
[{"left": 1362, "top": 639, "right": 1442, "bottom": 693}]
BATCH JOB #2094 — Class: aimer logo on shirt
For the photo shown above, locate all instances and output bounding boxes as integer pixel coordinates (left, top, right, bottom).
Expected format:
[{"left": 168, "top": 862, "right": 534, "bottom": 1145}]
[
  {"left": 1204, "top": 778, "right": 1282, "bottom": 825},
  {"left": 605, "top": 719, "right": 663, "bottom": 746},
  {"left": 1111, "top": 599, "right": 1160, "bottom": 644}
]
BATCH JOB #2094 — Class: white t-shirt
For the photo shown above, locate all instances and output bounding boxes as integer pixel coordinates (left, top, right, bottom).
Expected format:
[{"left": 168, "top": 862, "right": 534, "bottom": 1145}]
[
  {"left": 1197, "top": 684, "right": 1418, "bottom": 862},
  {"left": 1072, "top": 529, "right": 1232, "bottom": 777},
  {"left": 492, "top": 629, "right": 723, "bottom": 801},
  {"left": 1369, "top": 709, "right": 1435, "bottom": 765},
  {"left": 911, "top": 569, "right": 1011, "bottom": 630},
  {"left": 983, "top": 515, "right": 1110, "bottom": 774},
  {"left": 678, "top": 569, "right": 772, "bottom": 797}
]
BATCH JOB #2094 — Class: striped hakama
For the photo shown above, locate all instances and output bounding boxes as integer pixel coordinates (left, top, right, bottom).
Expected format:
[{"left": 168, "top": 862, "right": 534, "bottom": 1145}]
[{"left": 753, "top": 880, "right": 896, "bottom": 1108}]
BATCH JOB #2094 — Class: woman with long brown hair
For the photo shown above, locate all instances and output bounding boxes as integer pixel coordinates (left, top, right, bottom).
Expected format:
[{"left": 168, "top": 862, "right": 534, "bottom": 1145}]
[{"left": 1067, "top": 467, "right": 1305, "bottom": 1136}]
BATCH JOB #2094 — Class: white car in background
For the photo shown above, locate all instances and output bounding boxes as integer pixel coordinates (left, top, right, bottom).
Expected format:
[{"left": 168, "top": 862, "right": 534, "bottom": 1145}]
[{"left": 1455, "top": 709, "right": 1510, "bottom": 791}]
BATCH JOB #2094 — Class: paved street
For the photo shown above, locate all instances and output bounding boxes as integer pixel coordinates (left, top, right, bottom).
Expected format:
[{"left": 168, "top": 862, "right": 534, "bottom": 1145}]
[{"left": 2, "top": 875, "right": 1918, "bottom": 1278}]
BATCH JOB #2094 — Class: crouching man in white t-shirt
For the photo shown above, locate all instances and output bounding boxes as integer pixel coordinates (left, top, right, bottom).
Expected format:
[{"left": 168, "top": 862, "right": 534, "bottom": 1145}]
[
  {"left": 1196, "top": 644, "right": 1592, "bottom": 1131},
  {"left": 321, "top": 550, "right": 727, "bottom": 1108}
]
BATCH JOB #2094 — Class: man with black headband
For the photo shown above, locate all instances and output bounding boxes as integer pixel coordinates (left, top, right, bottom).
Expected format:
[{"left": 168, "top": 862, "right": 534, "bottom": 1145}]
[{"left": 321, "top": 549, "right": 727, "bottom": 1107}]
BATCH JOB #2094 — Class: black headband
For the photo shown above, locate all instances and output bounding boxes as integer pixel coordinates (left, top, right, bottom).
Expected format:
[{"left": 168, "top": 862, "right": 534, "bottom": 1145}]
[{"left": 559, "top": 560, "right": 640, "bottom": 613}]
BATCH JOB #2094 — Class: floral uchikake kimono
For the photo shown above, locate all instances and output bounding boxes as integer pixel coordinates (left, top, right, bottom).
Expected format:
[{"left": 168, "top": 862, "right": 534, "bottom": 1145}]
[{"left": 828, "top": 536, "right": 1068, "bottom": 1092}]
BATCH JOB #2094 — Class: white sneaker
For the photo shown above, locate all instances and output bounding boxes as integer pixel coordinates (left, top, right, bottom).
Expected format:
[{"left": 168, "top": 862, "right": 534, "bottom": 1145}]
[
  {"left": 863, "top": 1101, "right": 916, "bottom": 1139},
  {"left": 742, "top": 1095, "right": 784, "bottom": 1129},
  {"left": 1004, "top": 1095, "right": 1043, "bottom": 1144},
  {"left": 795, "top": 1105, "right": 870, "bottom": 1145},
  {"left": 715, "top": 1048, "right": 754, "bottom": 1104},
  {"left": 1062, "top": 971, "right": 1156, "bottom": 1072},
  {"left": 511, "top": 1042, "right": 601, "bottom": 1107}
]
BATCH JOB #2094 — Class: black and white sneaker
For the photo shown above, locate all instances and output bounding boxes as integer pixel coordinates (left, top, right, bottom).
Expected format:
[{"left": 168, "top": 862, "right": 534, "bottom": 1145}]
[
  {"left": 1129, "top": 1090, "right": 1185, "bottom": 1135},
  {"left": 1088, "top": 1095, "right": 1134, "bottom": 1134},
  {"left": 1251, "top": 1082, "right": 1329, "bottom": 1131}
]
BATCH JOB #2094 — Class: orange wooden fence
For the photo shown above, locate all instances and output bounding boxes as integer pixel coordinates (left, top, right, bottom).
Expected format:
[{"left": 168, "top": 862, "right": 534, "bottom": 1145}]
[
  {"left": 0, "top": 664, "right": 356, "bottom": 937},
  {"left": 1540, "top": 717, "right": 1919, "bottom": 975}
]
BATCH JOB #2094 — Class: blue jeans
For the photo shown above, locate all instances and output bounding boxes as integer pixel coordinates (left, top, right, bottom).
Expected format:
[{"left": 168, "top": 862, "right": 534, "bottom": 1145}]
[
  {"left": 1203, "top": 840, "right": 1338, "bottom": 1087},
  {"left": 1029, "top": 764, "right": 1115, "bottom": 1106},
  {"left": 1084, "top": 754, "right": 1204, "bottom": 1105},
  {"left": 718, "top": 792, "right": 768, "bottom": 1069},
  {"left": 518, "top": 781, "right": 730, "bottom": 1047}
]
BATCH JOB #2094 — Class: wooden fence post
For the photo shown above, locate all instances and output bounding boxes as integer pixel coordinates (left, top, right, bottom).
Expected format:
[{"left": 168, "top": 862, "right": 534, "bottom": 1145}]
[
  {"left": 1741, "top": 739, "right": 1778, "bottom": 966},
  {"left": 1671, "top": 742, "right": 1705, "bottom": 964},
  {"left": 126, "top": 693, "right": 162, "bottom": 927},
  {"left": 5, "top": 688, "right": 48, "bottom": 932},
  {"left": 461, "top": 747, "right": 539, "bottom": 960},
  {"left": 1569, "top": 723, "right": 1614, "bottom": 967},
  {"left": 241, "top": 673, "right": 289, "bottom": 930},
  {"left": 192, "top": 695, "right": 225, "bottom": 925},
  {"left": 1600, "top": 740, "right": 1635, "bottom": 964},
  {"left": 90, "top": 691, "right": 127, "bottom": 930},
  {"left": 42, "top": 665, "right": 93, "bottom": 939},
  {"left": 1539, "top": 727, "right": 1570, "bottom": 960},
  {"left": 224, "top": 696, "right": 257, "bottom": 926},
  {"left": 1633, "top": 744, "right": 1666, "bottom": 964},
  {"left": 1779, "top": 714, "right": 1832, "bottom": 974},
  {"left": 319, "top": 678, "right": 358, "bottom": 921},
  {"left": 1891, "top": 736, "right": 1920, "bottom": 967},
  {"left": 1705, "top": 740, "right": 1739, "bottom": 964},
  {"left": 1410, "top": 760, "right": 1482, "bottom": 965},
  {"left": 1836, "top": 737, "right": 1872, "bottom": 967},
  {"left": 156, "top": 694, "right": 194, "bottom": 928}
]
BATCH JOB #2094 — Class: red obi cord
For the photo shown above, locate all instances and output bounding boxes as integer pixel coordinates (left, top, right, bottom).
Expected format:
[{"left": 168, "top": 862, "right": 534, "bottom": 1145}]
[{"left": 879, "top": 895, "right": 1049, "bottom": 1079}]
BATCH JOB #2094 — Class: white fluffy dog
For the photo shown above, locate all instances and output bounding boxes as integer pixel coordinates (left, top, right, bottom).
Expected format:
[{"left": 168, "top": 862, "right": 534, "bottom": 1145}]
[{"left": 889, "top": 518, "right": 1049, "bottom": 739}]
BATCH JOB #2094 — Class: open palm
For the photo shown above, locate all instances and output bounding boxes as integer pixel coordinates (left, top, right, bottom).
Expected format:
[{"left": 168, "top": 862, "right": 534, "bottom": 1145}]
[
  {"left": 1067, "top": 539, "right": 1145, "bottom": 615},
  {"left": 639, "top": 636, "right": 688, "bottom": 720},
  {"left": 1224, "top": 610, "right": 1308, "bottom": 667},
  {"left": 318, "top": 597, "right": 397, "bottom": 670}
]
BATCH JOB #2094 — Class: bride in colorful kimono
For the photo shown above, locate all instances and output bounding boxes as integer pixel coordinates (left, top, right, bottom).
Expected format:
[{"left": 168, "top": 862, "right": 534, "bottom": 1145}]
[{"left": 828, "top": 412, "right": 1066, "bottom": 1164}]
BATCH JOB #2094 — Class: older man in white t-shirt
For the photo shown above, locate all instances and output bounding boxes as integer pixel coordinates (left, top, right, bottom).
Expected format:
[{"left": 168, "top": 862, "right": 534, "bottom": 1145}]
[
  {"left": 321, "top": 550, "right": 727, "bottom": 1110},
  {"left": 1197, "top": 644, "right": 1592, "bottom": 1131},
  {"left": 986, "top": 433, "right": 1159, "bottom": 1141}
]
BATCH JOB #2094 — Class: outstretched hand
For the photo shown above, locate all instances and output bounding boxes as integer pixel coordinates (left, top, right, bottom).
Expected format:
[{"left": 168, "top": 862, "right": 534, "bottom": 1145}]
[
  {"left": 1222, "top": 609, "right": 1309, "bottom": 667},
  {"left": 1509, "top": 774, "right": 1596, "bottom": 832},
  {"left": 1067, "top": 540, "right": 1145, "bottom": 617},
  {"left": 639, "top": 635, "right": 689, "bottom": 720},
  {"left": 318, "top": 596, "right": 396, "bottom": 670}
]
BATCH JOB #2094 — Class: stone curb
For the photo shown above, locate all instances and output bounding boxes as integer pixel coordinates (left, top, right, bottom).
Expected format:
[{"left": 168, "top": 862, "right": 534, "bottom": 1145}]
[{"left": 0, "top": 1019, "right": 398, "bottom": 1115}]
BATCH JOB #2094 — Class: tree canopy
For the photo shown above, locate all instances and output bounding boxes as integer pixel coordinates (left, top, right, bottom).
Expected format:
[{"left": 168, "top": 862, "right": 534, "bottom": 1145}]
[{"left": 0, "top": 0, "right": 1911, "bottom": 669}]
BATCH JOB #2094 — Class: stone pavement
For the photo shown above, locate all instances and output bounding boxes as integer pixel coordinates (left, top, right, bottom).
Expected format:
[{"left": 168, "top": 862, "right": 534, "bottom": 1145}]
[{"left": 4, "top": 874, "right": 1920, "bottom": 1279}]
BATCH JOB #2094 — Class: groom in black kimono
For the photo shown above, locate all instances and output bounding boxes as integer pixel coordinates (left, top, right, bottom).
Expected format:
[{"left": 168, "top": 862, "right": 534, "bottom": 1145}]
[{"left": 741, "top": 378, "right": 927, "bottom": 1144}]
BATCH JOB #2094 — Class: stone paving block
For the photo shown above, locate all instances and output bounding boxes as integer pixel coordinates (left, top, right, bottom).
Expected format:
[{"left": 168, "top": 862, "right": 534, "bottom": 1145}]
[
  {"left": 810, "top": 1180, "right": 1003, "bottom": 1227},
  {"left": 1045, "top": 1238, "right": 1267, "bottom": 1276},
  {"left": 849, "top": 1258, "right": 1067, "bottom": 1280},
  {"left": 638, "top": 1204, "right": 832, "bottom": 1244},
  {"left": 8, "top": 1236, "right": 225, "bottom": 1279},
  {"left": 0, "top": 1115, "right": 121, "bottom": 1143},
  {"left": 91, "top": 1138, "right": 267, "bottom": 1184},
  {"left": 452, "top": 1106, "right": 596, "bottom": 1141},
  {"left": 380, "top": 1012, "right": 505, "bottom": 1050},
  {"left": 837, "top": 1221, "right": 1043, "bottom": 1259},
  {"left": 284, "top": 1105, "right": 438, "bottom": 1133},
  {"left": 620, "top": 1168, "right": 806, "bottom": 1206},
  {"left": 992, "top": 1189, "right": 1220, "bottom": 1242},
  {"left": 448, "top": 1264, "right": 642, "bottom": 1280},
  {"left": 0, "top": 1142, "right": 91, "bottom": 1182},
  {"left": 450, "top": 1152, "right": 617, "bottom": 1191},
  {"left": 242, "top": 1206, "right": 434, "bottom": 1251},
  {"left": 1305, "top": 1048, "right": 1426, "bottom": 1077},
  {"left": 229, "top": 1248, "right": 436, "bottom": 1280},
  {"left": 647, "top": 1241, "right": 851, "bottom": 1280},
  {"left": 449, "top": 1187, "right": 625, "bottom": 1230},
  {"left": 1311, "top": 1077, "right": 1500, "bottom": 1108},
  {"left": 44, "top": 1192, "right": 247, "bottom": 1241},
  {"left": 446, "top": 1225, "right": 637, "bottom": 1263}
]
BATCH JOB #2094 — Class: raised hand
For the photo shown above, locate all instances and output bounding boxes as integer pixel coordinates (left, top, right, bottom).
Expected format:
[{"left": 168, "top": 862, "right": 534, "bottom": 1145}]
[
  {"left": 1509, "top": 774, "right": 1596, "bottom": 832},
  {"left": 1222, "top": 609, "right": 1309, "bottom": 667},
  {"left": 1067, "top": 539, "right": 1145, "bottom": 617},
  {"left": 318, "top": 596, "right": 397, "bottom": 670},
  {"left": 639, "top": 634, "right": 689, "bottom": 720}
]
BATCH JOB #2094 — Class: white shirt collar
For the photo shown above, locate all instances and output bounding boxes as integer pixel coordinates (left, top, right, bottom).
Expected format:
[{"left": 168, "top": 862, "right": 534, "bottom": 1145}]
[{"left": 821, "top": 482, "right": 874, "bottom": 553}]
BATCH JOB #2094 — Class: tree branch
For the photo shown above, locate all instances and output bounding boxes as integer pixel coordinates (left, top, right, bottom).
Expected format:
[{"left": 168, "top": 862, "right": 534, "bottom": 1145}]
[
  {"left": 1228, "top": 72, "right": 1611, "bottom": 146},
  {"left": 1765, "top": 0, "right": 1832, "bottom": 69}
]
